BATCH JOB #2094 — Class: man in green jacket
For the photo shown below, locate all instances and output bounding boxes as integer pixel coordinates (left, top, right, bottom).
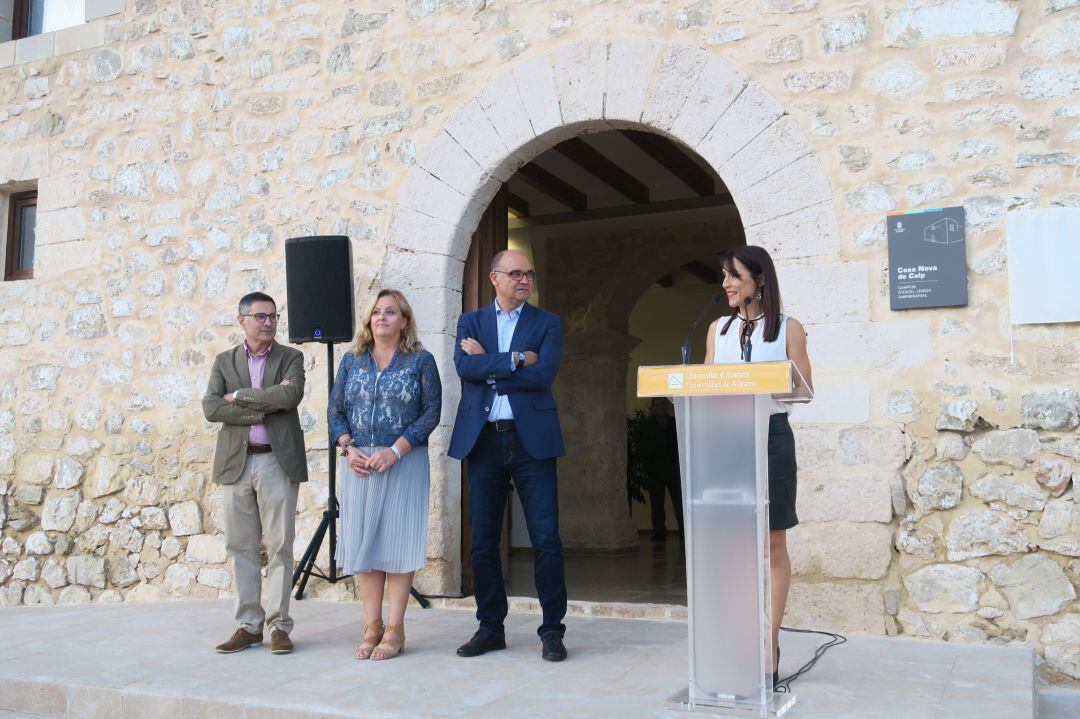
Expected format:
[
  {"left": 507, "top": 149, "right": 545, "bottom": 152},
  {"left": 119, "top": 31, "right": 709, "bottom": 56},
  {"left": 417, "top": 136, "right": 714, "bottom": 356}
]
[{"left": 202, "top": 292, "right": 307, "bottom": 655}]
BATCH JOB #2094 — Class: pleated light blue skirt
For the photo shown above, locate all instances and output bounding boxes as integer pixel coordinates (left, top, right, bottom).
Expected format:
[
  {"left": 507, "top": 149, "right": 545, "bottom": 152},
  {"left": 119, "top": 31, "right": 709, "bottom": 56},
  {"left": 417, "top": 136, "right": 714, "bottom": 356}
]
[{"left": 335, "top": 446, "right": 429, "bottom": 575}]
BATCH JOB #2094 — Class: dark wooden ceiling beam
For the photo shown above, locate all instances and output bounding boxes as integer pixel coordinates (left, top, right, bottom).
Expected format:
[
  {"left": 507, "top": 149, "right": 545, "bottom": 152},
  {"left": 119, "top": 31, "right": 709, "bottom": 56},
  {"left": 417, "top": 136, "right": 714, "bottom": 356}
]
[
  {"left": 620, "top": 130, "right": 716, "bottom": 197},
  {"left": 517, "top": 162, "right": 587, "bottom": 212},
  {"left": 506, "top": 192, "right": 530, "bottom": 218},
  {"left": 683, "top": 260, "right": 719, "bottom": 284},
  {"left": 507, "top": 194, "right": 735, "bottom": 229},
  {"left": 553, "top": 137, "right": 650, "bottom": 205}
]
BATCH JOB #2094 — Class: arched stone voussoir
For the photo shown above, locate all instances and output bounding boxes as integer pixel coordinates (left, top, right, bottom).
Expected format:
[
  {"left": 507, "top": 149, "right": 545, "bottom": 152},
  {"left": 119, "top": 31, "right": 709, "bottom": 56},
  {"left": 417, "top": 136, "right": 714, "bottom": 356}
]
[
  {"left": 697, "top": 81, "right": 785, "bottom": 172},
  {"left": 732, "top": 153, "right": 835, "bottom": 228},
  {"left": 385, "top": 205, "right": 474, "bottom": 262},
  {"left": 415, "top": 129, "right": 490, "bottom": 201},
  {"left": 511, "top": 54, "right": 575, "bottom": 146},
  {"left": 403, "top": 286, "right": 462, "bottom": 337},
  {"left": 668, "top": 53, "right": 749, "bottom": 148},
  {"left": 552, "top": 39, "right": 608, "bottom": 129},
  {"left": 395, "top": 167, "right": 500, "bottom": 239},
  {"left": 380, "top": 248, "right": 465, "bottom": 294},
  {"left": 603, "top": 36, "right": 662, "bottom": 125},
  {"left": 442, "top": 98, "right": 519, "bottom": 183},
  {"left": 744, "top": 201, "right": 841, "bottom": 262},
  {"left": 475, "top": 70, "right": 547, "bottom": 163},
  {"left": 719, "top": 114, "right": 812, "bottom": 193},
  {"left": 641, "top": 44, "right": 712, "bottom": 133}
]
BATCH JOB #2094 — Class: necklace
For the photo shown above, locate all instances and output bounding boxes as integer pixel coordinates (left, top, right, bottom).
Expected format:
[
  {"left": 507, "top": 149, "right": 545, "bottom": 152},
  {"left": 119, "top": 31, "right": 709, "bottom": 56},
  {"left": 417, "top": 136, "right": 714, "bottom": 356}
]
[{"left": 738, "top": 312, "right": 765, "bottom": 322}]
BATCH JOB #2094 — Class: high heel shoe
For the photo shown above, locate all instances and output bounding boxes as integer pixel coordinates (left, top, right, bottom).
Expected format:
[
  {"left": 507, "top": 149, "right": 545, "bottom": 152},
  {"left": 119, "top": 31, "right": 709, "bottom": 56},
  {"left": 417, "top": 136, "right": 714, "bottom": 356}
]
[
  {"left": 371, "top": 623, "right": 405, "bottom": 660},
  {"left": 355, "top": 620, "right": 385, "bottom": 660}
]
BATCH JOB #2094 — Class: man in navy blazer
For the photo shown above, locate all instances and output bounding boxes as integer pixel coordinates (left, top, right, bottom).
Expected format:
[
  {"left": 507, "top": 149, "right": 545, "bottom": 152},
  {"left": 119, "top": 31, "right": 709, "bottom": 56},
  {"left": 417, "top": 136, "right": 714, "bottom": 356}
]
[{"left": 449, "top": 249, "right": 569, "bottom": 662}]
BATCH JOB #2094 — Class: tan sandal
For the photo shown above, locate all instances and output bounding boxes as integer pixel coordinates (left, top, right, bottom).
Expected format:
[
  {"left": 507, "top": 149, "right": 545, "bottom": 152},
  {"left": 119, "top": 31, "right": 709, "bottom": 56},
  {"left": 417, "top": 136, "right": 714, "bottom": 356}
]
[
  {"left": 355, "top": 620, "right": 385, "bottom": 660},
  {"left": 371, "top": 623, "right": 404, "bottom": 660}
]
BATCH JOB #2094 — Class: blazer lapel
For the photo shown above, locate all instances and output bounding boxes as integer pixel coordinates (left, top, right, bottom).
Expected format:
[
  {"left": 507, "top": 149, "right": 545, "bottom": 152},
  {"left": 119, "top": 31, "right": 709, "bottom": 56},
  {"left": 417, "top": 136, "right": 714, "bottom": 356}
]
[
  {"left": 233, "top": 344, "right": 252, "bottom": 388},
  {"left": 508, "top": 302, "right": 534, "bottom": 348},
  {"left": 264, "top": 342, "right": 284, "bottom": 386},
  {"left": 482, "top": 303, "right": 499, "bottom": 354}
]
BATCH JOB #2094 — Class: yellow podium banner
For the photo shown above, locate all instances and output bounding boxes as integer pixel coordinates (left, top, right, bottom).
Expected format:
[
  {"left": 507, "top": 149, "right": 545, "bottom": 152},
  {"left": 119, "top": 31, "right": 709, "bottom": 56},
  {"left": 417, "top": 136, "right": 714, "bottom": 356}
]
[{"left": 637, "top": 362, "right": 792, "bottom": 397}]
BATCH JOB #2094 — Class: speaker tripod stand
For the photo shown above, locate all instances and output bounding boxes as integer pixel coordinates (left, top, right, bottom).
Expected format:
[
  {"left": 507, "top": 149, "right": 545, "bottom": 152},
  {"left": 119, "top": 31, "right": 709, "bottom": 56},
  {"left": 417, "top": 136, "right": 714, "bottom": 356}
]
[{"left": 290, "top": 341, "right": 429, "bottom": 608}]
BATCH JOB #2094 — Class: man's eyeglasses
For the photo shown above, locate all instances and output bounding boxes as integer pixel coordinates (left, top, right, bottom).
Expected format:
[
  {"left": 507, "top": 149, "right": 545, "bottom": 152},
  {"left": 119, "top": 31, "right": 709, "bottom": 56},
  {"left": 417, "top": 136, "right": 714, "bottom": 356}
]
[
  {"left": 493, "top": 269, "right": 537, "bottom": 282},
  {"left": 241, "top": 313, "right": 281, "bottom": 324}
]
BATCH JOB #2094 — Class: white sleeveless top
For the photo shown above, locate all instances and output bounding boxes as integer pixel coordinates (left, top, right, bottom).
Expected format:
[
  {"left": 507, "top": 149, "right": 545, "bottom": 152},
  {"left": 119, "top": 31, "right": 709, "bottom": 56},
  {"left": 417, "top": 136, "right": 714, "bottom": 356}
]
[{"left": 713, "top": 314, "right": 790, "bottom": 415}]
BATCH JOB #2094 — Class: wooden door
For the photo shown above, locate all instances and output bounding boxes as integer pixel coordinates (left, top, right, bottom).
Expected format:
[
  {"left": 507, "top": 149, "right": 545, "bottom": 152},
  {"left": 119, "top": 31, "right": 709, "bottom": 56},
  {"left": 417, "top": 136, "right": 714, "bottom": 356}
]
[{"left": 460, "top": 185, "right": 509, "bottom": 595}]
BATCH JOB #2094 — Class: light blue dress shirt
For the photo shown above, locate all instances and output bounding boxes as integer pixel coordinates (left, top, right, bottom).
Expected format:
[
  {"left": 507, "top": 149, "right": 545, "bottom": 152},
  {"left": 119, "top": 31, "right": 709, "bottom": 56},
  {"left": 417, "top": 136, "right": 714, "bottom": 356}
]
[{"left": 488, "top": 300, "right": 521, "bottom": 421}]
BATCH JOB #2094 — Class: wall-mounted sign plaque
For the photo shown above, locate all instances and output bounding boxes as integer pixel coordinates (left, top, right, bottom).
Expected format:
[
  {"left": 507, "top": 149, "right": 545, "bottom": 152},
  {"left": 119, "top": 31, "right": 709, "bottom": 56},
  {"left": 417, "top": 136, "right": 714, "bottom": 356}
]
[{"left": 887, "top": 206, "right": 968, "bottom": 310}]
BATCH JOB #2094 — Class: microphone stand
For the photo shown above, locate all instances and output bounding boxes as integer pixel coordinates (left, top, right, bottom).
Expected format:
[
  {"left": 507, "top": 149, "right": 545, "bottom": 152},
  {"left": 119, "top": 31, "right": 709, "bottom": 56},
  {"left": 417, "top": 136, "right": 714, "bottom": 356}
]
[{"left": 681, "top": 293, "right": 721, "bottom": 364}]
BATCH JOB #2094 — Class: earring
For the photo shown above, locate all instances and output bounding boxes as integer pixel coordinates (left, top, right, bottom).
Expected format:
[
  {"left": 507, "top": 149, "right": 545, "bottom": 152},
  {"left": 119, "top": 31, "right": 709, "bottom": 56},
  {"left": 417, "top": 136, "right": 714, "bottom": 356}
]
[{"left": 755, "top": 290, "right": 763, "bottom": 301}]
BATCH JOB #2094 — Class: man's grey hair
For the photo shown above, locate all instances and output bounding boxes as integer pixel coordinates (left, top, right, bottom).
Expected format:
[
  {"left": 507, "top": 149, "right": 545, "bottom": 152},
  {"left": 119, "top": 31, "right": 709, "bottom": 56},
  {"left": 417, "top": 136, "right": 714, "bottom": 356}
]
[{"left": 238, "top": 292, "right": 276, "bottom": 315}]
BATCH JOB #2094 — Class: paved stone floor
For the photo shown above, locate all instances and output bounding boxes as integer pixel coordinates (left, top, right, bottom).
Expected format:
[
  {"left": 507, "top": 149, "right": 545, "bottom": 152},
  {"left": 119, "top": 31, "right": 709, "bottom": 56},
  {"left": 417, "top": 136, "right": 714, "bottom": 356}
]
[
  {"left": 0, "top": 599, "right": 1056, "bottom": 719},
  {"left": 510, "top": 536, "right": 688, "bottom": 605}
]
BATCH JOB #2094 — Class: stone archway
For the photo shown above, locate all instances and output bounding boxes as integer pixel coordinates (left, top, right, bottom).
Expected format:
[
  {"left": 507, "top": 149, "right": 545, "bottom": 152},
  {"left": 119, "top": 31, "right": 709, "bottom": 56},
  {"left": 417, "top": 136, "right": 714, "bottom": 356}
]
[{"left": 380, "top": 38, "right": 845, "bottom": 593}]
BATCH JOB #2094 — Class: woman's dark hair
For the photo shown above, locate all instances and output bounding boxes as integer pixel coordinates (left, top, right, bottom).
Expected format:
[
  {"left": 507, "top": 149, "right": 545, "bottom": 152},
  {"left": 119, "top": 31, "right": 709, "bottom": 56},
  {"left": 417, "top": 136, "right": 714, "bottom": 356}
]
[{"left": 719, "top": 246, "right": 783, "bottom": 343}]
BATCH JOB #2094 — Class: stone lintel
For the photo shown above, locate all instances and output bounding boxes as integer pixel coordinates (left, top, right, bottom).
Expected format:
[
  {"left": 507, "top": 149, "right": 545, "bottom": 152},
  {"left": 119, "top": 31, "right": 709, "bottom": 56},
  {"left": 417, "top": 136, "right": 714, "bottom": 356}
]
[
  {"left": 54, "top": 19, "right": 105, "bottom": 57},
  {"left": 15, "top": 33, "right": 54, "bottom": 65},
  {"left": 84, "top": 0, "right": 126, "bottom": 22}
]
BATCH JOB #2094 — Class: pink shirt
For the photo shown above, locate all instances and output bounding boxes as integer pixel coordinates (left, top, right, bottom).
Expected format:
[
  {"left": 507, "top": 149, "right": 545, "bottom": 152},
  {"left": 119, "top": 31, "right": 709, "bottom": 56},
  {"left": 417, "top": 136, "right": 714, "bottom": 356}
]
[{"left": 245, "top": 340, "right": 272, "bottom": 446}]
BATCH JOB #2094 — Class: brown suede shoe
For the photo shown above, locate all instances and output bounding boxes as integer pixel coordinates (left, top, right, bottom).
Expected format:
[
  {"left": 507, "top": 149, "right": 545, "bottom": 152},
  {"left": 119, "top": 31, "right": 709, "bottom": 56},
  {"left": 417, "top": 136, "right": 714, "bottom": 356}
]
[
  {"left": 215, "top": 628, "right": 263, "bottom": 653},
  {"left": 270, "top": 629, "right": 294, "bottom": 654}
]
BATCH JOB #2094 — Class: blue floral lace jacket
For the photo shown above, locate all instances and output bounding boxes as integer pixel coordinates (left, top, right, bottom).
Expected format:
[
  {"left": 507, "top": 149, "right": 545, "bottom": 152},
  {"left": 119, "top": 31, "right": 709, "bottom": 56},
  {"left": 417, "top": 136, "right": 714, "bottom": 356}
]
[{"left": 327, "top": 348, "right": 442, "bottom": 449}]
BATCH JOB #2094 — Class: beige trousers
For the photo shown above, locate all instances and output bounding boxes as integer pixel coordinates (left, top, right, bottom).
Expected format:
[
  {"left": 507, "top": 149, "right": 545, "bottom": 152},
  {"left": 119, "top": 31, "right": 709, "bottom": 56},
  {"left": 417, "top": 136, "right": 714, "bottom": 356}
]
[{"left": 222, "top": 452, "right": 299, "bottom": 635}]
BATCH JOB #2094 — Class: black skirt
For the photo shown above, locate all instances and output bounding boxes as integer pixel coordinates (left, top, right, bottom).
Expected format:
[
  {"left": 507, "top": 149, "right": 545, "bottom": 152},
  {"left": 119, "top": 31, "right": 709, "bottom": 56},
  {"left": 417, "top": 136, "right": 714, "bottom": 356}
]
[{"left": 767, "top": 413, "right": 799, "bottom": 531}]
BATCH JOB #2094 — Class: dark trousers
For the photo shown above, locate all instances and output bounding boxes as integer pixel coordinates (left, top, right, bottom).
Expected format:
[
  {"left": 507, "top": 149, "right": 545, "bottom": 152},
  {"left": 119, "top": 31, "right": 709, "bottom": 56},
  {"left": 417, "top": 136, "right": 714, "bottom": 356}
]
[
  {"left": 467, "top": 424, "right": 567, "bottom": 639},
  {"left": 647, "top": 467, "right": 684, "bottom": 537}
]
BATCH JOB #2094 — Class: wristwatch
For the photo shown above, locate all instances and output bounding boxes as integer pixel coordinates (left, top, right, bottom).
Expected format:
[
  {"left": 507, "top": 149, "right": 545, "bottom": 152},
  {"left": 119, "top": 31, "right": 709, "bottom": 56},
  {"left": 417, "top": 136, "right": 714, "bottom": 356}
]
[
  {"left": 515, "top": 351, "right": 526, "bottom": 367},
  {"left": 339, "top": 438, "right": 354, "bottom": 456}
]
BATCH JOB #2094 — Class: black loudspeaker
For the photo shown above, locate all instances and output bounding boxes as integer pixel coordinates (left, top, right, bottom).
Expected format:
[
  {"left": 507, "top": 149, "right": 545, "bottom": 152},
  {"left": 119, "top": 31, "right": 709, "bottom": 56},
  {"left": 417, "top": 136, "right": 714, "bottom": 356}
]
[{"left": 285, "top": 236, "right": 355, "bottom": 344}]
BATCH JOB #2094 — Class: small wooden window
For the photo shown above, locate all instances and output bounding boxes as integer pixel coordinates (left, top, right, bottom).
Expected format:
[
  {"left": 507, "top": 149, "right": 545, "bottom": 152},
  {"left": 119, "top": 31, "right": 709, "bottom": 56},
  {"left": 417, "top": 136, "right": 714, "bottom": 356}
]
[
  {"left": 9, "top": 0, "right": 32, "bottom": 41},
  {"left": 9, "top": 1, "right": 79, "bottom": 41},
  {"left": 5, "top": 191, "right": 37, "bottom": 281}
]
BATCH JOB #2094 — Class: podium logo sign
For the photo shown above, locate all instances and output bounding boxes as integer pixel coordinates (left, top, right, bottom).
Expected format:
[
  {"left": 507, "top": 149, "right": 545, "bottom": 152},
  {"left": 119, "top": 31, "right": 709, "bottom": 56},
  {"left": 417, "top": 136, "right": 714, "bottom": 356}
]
[
  {"left": 887, "top": 206, "right": 968, "bottom": 310},
  {"left": 637, "top": 362, "right": 792, "bottom": 397}
]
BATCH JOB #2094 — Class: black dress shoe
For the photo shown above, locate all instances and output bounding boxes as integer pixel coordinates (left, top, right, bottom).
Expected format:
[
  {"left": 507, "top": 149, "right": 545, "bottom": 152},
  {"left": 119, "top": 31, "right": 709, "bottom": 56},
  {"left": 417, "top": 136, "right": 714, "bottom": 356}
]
[
  {"left": 541, "top": 635, "right": 567, "bottom": 662},
  {"left": 456, "top": 631, "right": 506, "bottom": 657}
]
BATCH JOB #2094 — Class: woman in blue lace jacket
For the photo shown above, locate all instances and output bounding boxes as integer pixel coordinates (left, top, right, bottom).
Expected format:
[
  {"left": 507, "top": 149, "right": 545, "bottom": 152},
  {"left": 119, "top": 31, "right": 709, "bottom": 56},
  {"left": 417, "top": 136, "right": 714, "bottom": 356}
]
[{"left": 328, "top": 288, "right": 441, "bottom": 661}]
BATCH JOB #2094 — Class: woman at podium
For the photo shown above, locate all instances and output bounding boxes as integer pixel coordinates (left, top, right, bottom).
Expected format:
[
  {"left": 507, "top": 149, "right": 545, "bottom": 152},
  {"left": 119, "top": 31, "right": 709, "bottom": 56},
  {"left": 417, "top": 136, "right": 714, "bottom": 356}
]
[{"left": 704, "top": 245, "right": 813, "bottom": 689}]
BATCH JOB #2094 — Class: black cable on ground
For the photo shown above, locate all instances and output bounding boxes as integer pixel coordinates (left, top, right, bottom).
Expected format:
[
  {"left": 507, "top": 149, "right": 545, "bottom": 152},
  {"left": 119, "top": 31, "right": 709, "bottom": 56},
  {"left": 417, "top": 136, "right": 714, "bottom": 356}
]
[
  {"left": 774, "top": 626, "right": 847, "bottom": 693},
  {"left": 410, "top": 590, "right": 467, "bottom": 607}
]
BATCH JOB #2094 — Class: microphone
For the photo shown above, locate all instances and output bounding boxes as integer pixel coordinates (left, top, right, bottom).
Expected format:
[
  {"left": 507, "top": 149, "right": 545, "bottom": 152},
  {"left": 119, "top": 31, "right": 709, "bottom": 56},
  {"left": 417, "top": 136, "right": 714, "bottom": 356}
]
[
  {"left": 740, "top": 296, "right": 753, "bottom": 362},
  {"left": 681, "top": 292, "right": 723, "bottom": 365}
]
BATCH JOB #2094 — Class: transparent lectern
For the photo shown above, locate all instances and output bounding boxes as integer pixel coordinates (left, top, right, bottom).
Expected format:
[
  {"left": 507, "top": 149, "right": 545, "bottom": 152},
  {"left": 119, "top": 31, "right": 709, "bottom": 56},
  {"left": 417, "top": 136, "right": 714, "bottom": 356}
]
[{"left": 637, "top": 361, "right": 799, "bottom": 718}]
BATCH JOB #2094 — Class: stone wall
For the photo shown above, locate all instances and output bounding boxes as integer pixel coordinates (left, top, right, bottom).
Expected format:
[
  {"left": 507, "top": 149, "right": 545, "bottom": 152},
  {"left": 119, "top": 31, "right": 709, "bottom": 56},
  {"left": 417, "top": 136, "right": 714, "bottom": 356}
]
[{"left": 0, "top": 0, "right": 1078, "bottom": 685}]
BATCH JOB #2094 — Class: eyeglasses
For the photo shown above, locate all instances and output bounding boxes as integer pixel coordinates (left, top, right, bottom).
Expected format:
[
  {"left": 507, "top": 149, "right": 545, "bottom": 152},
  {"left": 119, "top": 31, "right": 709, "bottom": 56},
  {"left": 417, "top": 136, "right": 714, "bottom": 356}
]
[
  {"left": 493, "top": 269, "right": 537, "bottom": 282},
  {"left": 241, "top": 313, "right": 281, "bottom": 324}
]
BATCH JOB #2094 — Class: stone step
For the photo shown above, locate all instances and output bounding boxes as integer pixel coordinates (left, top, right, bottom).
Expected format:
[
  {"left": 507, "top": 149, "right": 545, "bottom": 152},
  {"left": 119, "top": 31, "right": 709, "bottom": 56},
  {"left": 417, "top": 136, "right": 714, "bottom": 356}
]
[
  {"left": 0, "top": 600, "right": 1038, "bottom": 719},
  {"left": 1038, "top": 688, "right": 1080, "bottom": 719}
]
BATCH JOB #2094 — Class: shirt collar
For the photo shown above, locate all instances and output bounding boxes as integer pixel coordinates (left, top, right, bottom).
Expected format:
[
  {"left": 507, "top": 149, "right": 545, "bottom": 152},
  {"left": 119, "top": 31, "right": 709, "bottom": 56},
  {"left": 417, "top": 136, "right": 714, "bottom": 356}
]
[
  {"left": 493, "top": 300, "right": 523, "bottom": 319},
  {"left": 243, "top": 340, "right": 273, "bottom": 358}
]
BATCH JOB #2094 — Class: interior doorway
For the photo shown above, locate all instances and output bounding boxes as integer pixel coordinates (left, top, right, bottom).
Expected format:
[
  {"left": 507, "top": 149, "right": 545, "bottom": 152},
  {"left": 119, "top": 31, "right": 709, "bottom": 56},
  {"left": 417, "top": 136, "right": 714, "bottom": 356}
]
[{"left": 460, "top": 128, "right": 746, "bottom": 604}]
